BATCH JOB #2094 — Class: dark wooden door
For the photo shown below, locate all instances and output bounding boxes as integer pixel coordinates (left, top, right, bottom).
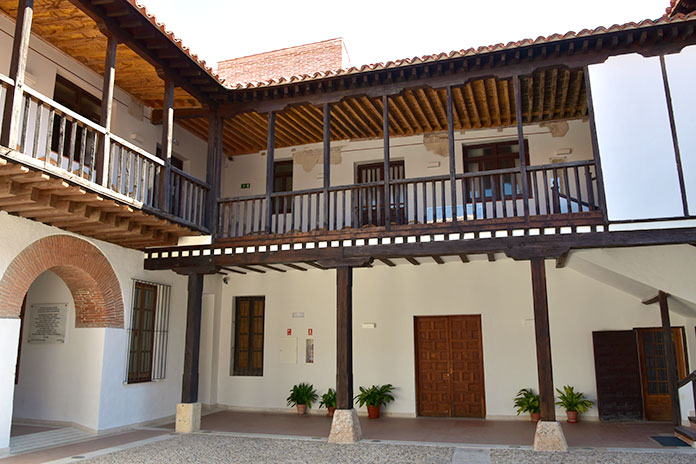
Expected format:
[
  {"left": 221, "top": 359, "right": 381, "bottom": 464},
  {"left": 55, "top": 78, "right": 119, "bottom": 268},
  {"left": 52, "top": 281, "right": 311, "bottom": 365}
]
[
  {"left": 356, "top": 161, "right": 405, "bottom": 226},
  {"left": 592, "top": 330, "right": 644, "bottom": 421},
  {"left": 415, "top": 315, "right": 485, "bottom": 418},
  {"left": 636, "top": 327, "right": 686, "bottom": 421}
]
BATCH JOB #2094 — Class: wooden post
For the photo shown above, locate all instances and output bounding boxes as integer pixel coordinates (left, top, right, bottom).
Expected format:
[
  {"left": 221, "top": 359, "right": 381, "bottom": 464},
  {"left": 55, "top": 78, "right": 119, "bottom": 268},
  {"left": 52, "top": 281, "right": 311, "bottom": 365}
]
[
  {"left": 181, "top": 273, "right": 203, "bottom": 403},
  {"left": 265, "top": 111, "right": 276, "bottom": 233},
  {"left": 530, "top": 257, "right": 555, "bottom": 421},
  {"left": 323, "top": 103, "right": 331, "bottom": 230},
  {"left": 1, "top": 0, "right": 34, "bottom": 150},
  {"left": 513, "top": 76, "right": 530, "bottom": 219},
  {"left": 96, "top": 33, "right": 118, "bottom": 187},
  {"left": 206, "top": 110, "right": 221, "bottom": 234},
  {"left": 659, "top": 56, "right": 689, "bottom": 217},
  {"left": 446, "top": 86, "right": 457, "bottom": 223},
  {"left": 157, "top": 78, "right": 175, "bottom": 212},
  {"left": 382, "top": 95, "right": 391, "bottom": 230},
  {"left": 336, "top": 266, "right": 354, "bottom": 409},
  {"left": 583, "top": 66, "right": 609, "bottom": 223},
  {"left": 658, "top": 291, "right": 682, "bottom": 426}
]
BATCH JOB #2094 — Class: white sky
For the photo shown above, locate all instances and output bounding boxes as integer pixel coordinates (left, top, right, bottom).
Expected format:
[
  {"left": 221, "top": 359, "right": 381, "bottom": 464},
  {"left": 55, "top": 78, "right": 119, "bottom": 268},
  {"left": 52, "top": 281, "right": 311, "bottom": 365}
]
[{"left": 138, "top": 0, "right": 668, "bottom": 71}]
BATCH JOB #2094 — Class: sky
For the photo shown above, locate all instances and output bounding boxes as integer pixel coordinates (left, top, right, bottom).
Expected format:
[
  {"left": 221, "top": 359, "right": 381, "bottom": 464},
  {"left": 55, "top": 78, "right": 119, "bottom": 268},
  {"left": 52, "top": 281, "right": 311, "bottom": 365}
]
[{"left": 138, "top": 0, "right": 669, "bottom": 72}]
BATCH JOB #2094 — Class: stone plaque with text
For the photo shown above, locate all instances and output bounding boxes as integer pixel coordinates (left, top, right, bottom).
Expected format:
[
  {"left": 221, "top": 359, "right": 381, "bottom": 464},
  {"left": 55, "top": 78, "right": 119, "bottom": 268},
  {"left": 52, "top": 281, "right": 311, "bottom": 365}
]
[{"left": 27, "top": 303, "right": 68, "bottom": 344}]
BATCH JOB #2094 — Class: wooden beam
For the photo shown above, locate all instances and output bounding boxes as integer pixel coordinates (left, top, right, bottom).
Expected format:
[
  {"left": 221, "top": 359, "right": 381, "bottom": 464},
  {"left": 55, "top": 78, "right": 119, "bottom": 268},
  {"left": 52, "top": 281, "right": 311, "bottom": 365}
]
[
  {"left": 641, "top": 294, "right": 660, "bottom": 305},
  {"left": 658, "top": 291, "right": 682, "bottom": 426},
  {"left": 555, "top": 251, "right": 569, "bottom": 268},
  {"left": 206, "top": 112, "right": 221, "bottom": 234},
  {"left": 336, "top": 266, "right": 354, "bottom": 410},
  {"left": 583, "top": 67, "right": 608, "bottom": 222},
  {"left": 221, "top": 266, "right": 246, "bottom": 275},
  {"left": 382, "top": 94, "right": 391, "bottom": 231},
  {"left": 151, "top": 107, "right": 209, "bottom": 125},
  {"left": 378, "top": 258, "right": 396, "bottom": 267},
  {"left": 283, "top": 263, "right": 307, "bottom": 272},
  {"left": 240, "top": 265, "right": 265, "bottom": 274},
  {"left": 432, "top": 255, "right": 445, "bottom": 264},
  {"left": 303, "top": 261, "right": 326, "bottom": 270},
  {"left": 96, "top": 33, "right": 118, "bottom": 186},
  {"left": 405, "top": 256, "right": 420, "bottom": 266},
  {"left": 1, "top": 0, "right": 34, "bottom": 150},
  {"left": 323, "top": 103, "right": 330, "bottom": 230},
  {"left": 157, "top": 79, "right": 175, "bottom": 211},
  {"left": 487, "top": 253, "right": 496, "bottom": 262},
  {"left": 181, "top": 273, "right": 203, "bottom": 403},
  {"left": 530, "top": 258, "right": 556, "bottom": 422},
  {"left": 446, "top": 86, "right": 457, "bottom": 224},
  {"left": 259, "top": 264, "right": 286, "bottom": 273},
  {"left": 513, "top": 75, "right": 531, "bottom": 218},
  {"left": 264, "top": 112, "right": 275, "bottom": 233}
]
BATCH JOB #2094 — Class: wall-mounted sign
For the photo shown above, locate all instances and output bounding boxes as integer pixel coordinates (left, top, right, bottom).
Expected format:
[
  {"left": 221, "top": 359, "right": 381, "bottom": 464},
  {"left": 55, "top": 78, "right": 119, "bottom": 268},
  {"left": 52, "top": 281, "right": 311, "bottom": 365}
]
[
  {"left": 306, "top": 338, "right": 315, "bottom": 364},
  {"left": 287, "top": 328, "right": 292, "bottom": 336},
  {"left": 308, "top": 328, "right": 313, "bottom": 336},
  {"left": 241, "top": 183, "right": 251, "bottom": 189},
  {"left": 28, "top": 303, "right": 68, "bottom": 344}
]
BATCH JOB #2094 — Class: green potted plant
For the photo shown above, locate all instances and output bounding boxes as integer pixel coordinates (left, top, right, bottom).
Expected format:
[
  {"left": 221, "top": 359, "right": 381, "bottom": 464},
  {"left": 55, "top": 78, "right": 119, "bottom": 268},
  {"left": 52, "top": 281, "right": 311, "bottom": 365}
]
[
  {"left": 555, "top": 385, "right": 594, "bottom": 423},
  {"left": 286, "top": 382, "right": 318, "bottom": 415},
  {"left": 514, "top": 388, "right": 541, "bottom": 422},
  {"left": 319, "top": 388, "right": 337, "bottom": 417},
  {"left": 355, "top": 384, "right": 395, "bottom": 419}
]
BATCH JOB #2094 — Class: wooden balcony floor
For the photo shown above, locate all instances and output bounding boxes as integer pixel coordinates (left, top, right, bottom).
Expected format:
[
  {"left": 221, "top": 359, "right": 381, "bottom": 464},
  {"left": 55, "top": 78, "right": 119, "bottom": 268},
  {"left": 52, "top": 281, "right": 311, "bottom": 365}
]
[{"left": 0, "top": 151, "right": 199, "bottom": 250}]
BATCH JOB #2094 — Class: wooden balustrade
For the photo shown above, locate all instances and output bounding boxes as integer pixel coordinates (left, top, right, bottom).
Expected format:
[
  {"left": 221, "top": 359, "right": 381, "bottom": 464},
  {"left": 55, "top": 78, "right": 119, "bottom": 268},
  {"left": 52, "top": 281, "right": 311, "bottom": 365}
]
[
  {"left": 0, "top": 74, "right": 209, "bottom": 230},
  {"left": 217, "top": 160, "right": 601, "bottom": 239}
]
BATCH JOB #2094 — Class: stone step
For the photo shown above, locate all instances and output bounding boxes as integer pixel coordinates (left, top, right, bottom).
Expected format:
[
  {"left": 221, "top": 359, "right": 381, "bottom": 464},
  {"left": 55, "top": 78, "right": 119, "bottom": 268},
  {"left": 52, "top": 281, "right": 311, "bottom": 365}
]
[{"left": 674, "top": 426, "right": 696, "bottom": 448}]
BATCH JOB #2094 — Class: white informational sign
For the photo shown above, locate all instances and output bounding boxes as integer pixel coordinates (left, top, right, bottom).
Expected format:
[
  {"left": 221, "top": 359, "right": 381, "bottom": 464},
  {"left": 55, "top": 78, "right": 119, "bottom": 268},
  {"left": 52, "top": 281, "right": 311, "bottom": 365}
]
[{"left": 27, "top": 303, "right": 68, "bottom": 344}]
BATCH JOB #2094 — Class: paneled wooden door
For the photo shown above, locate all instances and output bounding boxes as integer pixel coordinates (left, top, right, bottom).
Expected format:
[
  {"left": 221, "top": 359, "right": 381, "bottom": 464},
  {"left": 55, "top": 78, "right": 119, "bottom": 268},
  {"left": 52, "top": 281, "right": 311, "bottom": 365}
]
[
  {"left": 636, "top": 327, "right": 686, "bottom": 421},
  {"left": 414, "top": 315, "right": 486, "bottom": 418}
]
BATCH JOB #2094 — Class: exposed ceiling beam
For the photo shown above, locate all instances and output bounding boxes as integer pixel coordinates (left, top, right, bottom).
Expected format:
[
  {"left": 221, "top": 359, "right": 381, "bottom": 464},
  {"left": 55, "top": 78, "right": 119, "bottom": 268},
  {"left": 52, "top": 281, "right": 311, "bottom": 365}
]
[
  {"left": 459, "top": 254, "right": 470, "bottom": 263},
  {"left": 259, "top": 264, "right": 287, "bottom": 273},
  {"left": 432, "top": 255, "right": 445, "bottom": 264},
  {"left": 379, "top": 258, "right": 396, "bottom": 267},
  {"left": 555, "top": 251, "right": 570, "bottom": 268},
  {"left": 487, "top": 253, "right": 496, "bottom": 262},
  {"left": 405, "top": 257, "right": 420, "bottom": 266},
  {"left": 240, "top": 265, "right": 265, "bottom": 274},
  {"left": 221, "top": 266, "right": 246, "bottom": 275},
  {"left": 283, "top": 263, "right": 307, "bottom": 272}
]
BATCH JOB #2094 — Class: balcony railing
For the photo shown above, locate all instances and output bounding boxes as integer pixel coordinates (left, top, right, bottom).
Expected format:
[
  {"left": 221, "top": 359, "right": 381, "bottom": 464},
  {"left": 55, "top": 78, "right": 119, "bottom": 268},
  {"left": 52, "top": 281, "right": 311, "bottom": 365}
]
[
  {"left": 0, "top": 73, "right": 209, "bottom": 231},
  {"left": 217, "top": 160, "right": 603, "bottom": 240}
]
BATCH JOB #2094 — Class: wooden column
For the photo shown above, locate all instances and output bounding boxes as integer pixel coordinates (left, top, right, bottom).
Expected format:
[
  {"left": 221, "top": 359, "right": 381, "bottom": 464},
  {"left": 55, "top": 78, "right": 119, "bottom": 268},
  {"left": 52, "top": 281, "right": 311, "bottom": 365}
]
[
  {"left": 1, "top": 0, "right": 34, "bottom": 149},
  {"left": 530, "top": 257, "right": 555, "bottom": 421},
  {"left": 659, "top": 56, "right": 689, "bottom": 217},
  {"left": 157, "top": 78, "right": 175, "bottom": 212},
  {"left": 181, "top": 273, "right": 203, "bottom": 403},
  {"left": 336, "top": 266, "right": 354, "bottom": 409},
  {"left": 264, "top": 111, "right": 276, "bottom": 233},
  {"left": 583, "top": 66, "right": 609, "bottom": 222},
  {"left": 96, "top": 33, "right": 118, "bottom": 187},
  {"left": 513, "top": 75, "right": 530, "bottom": 219},
  {"left": 658, "top": 291, "right": 682, "bottom": 426},
  {"left": 206, "top": 110, "right": 222, "bottom": 234},
  {"left": 323, "top": 103, "right": 331, "bottom": 230},
  {"left": 446, "top": 86, "right": 457, "bottom": 223},
  {"left": 382, "top": 95, "right": 391, "bottom": 231}
]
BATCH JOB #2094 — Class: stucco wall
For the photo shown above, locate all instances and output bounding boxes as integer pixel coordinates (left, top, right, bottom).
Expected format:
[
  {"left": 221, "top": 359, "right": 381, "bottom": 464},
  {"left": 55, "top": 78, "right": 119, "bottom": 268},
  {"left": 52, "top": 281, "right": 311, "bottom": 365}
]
[
  {"left": 0, "top": 211, "right": 189, "bottom": 435},
  {"left": 209, "top": 254, "right": 695, "bottom": 419},
  {"left": 0, "top": 13, "right": 208, "bottom": 180}
]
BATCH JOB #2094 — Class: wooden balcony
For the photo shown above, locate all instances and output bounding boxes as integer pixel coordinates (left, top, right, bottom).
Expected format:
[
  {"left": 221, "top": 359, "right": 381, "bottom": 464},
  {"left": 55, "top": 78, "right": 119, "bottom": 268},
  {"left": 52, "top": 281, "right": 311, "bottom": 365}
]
[
  {"left": 216, "top": 160, "right": 604, "bottom": 247},
  {"left": 0, "top": 73, "right": 210, "bottom": 249}
]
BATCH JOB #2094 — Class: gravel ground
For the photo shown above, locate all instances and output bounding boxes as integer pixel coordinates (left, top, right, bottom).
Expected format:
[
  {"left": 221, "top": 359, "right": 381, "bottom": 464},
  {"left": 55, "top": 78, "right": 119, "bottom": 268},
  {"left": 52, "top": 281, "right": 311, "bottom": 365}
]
[{"left": 81, "top": 434, "right": 696, "bottom": 464}]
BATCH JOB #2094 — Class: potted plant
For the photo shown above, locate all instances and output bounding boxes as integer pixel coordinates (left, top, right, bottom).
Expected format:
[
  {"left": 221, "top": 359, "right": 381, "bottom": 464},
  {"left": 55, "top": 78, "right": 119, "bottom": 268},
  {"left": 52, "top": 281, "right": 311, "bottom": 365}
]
[
  {"left": 555, "top": 385, "right": 594, "bottom": 423},
  {"left": 319, "top": 388, "right": 337, "bottom": 417},
  {"left": 355, "top": 384, "right": 395, "bottom": 419},
  {"left": 514, "top": 388, "right": 541, "bottom": 422},
  {"left": 286, "top": 382, "right": 318, "bottom": 415}
]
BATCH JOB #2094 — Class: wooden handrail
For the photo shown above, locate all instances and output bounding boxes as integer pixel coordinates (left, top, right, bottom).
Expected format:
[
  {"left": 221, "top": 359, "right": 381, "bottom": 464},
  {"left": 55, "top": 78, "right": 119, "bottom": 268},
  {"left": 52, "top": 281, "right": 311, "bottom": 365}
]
[
  {"left": 170, "top": 165, "right": 211, "bottom": 190},
  {"left": 0, "top": 73, "right": 14, "bottom": 86},
  {"left": 678, "top": 370, "right": 696, "bottom": 388},
  {"left": 22, "top": 84, "right": 107, "bottom": 135},
  {"left": 527, "top": 160, "right": 595, "bottom": 171},
  {"left": 110, "top": 133, "right": 164, "bottom": 166}
]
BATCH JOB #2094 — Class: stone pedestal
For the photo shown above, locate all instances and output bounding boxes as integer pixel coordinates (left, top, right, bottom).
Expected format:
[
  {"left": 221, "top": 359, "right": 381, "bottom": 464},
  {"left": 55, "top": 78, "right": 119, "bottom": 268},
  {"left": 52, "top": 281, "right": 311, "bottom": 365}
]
[
  {"left": 533, "top": 421, "right": 568, "bottom": 451},
  {"left": 176, "top": 402, "right": 201, "bottom": 433},
  {"left": 328, "top": 408, "right": 362, "bottom": 443}
]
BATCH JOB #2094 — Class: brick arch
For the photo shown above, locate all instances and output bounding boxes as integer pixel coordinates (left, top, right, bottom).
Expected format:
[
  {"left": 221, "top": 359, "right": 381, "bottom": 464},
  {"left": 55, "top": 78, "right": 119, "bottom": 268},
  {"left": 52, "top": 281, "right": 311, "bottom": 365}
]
[{"left": 0, "top": 235, "right": 124, "bottom": 328}]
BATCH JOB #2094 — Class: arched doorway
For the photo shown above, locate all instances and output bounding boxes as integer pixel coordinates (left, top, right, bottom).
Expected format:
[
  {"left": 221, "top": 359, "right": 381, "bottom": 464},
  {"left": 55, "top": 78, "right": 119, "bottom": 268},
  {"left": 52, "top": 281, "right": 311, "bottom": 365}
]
[{"left": 0, "top": 235, "right": 124, "bottom": 451}]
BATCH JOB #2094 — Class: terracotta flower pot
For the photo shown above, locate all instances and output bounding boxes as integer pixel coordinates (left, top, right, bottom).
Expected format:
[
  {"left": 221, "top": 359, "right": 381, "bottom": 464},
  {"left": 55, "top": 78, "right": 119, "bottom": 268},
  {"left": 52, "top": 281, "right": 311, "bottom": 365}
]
[
  {"left": 566, "top": 410, "right": 578, "bottom": 423},
  {"left": 296, "top": 404, "right": 307, "bottom": 415},
  {"left": 327, "top": 406, "right": 336, "bottom": 417},
  {"left": 367, "top": 405, "right": 381, "bottom": 419},
  {"left": 530, "top": 412, "right": 541, "bottom": 423}
]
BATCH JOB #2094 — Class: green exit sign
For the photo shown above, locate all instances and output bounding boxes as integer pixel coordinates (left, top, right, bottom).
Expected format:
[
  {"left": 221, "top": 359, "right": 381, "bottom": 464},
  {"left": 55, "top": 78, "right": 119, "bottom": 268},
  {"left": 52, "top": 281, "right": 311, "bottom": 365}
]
[{"left": 241, "top": 183, "right": 251, "bottom": 189}]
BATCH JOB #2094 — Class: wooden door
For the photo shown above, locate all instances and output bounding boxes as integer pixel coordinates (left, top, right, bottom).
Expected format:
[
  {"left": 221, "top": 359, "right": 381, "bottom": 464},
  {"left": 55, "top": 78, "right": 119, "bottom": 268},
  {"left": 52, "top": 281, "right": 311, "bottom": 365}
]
[
  {"left": 636, "top": 327, "right": 686, "bottom": 421},
  {"left": 356, "top": 161, "right": 405, "bottom": 226},
  {"left": 592, "top": 330, "right": 644, "bottom": 420},
  {"left": 415, "top": 315, "right": 485, "bottom": 418}
]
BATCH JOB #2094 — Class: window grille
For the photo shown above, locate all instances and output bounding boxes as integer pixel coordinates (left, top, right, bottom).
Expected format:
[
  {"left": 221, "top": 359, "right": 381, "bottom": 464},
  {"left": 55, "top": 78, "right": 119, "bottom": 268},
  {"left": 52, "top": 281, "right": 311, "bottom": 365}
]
[{"left": 125, "top": 279, "right": 171, "bottom": 383}]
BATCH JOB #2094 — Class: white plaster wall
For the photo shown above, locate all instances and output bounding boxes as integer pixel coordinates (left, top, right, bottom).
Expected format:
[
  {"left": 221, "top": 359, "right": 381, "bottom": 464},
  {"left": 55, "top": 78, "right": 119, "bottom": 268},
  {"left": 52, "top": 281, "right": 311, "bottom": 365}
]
[
  {"left": 211, "top": 254, "right": 690, "bottom": 419},
  {"left": 0, "top": 318, "right": 20, "bottom": 453},
  {"left": 588, "top": 53, "right": 684, "bottom": 220},
  {"left": 0, "top": 13, "right": 208, "bottom": 179},
  {"left": 664, "top": 45, "right": 696, "bottom": 216},
  {"left": 0, "top": 211, "right": 189, "bottom": 433},
  {"left": 221, "top": 119, "right": 593, "bottom": 199},
  {"left": 13, "top": 272, "right": 105, "bottom": 431}
]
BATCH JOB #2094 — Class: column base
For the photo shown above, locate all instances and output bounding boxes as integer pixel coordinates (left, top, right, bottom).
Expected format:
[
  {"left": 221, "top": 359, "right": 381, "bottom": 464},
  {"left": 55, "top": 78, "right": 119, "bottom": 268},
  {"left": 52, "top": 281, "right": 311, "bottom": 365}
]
[
  {"left": 533, "top": 421, "right": 568, "bottom": 452},
  {"left": 176, "top": 403, "right": 201, "bottom": 433},
  {"left": 328, "top": 408, "right": 362, "bottom": 443}
]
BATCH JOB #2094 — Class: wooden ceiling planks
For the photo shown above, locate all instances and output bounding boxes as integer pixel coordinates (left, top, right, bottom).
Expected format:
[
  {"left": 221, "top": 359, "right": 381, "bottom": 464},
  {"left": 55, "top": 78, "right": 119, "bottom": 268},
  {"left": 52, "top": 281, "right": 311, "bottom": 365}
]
[{"left": 200, "top": 68, "right": 587, "bottom": 157}]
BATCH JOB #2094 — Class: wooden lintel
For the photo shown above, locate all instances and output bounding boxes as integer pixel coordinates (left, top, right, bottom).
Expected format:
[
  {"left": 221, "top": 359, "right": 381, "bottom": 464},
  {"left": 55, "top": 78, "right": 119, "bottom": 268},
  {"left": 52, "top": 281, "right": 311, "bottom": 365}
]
[
  {"left": 316, "top": 257, "right": 373, "bottom": 269},
  {"left": 505, "top": 245, "right": 570, "bottom": 261}
]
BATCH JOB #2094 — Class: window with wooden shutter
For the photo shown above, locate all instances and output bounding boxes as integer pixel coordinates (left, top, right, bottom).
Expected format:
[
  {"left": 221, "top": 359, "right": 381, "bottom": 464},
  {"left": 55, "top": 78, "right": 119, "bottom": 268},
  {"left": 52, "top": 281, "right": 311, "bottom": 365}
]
[{"left": 232, "top": 297, "right": 265, "bottom": 376}]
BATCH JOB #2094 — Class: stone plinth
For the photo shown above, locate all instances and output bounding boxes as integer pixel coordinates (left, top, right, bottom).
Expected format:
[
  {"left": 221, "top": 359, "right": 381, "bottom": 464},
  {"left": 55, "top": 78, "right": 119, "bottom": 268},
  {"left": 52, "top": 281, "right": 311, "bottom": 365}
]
[
  {"left": 328, "top": 408, "right": 362, "bottom": 443},
  {"left": 176, "top": 402, "right": 201, "bottom": 433},
  {"left": 533, "top": 421, "right": 568, "bottom": 451}
]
